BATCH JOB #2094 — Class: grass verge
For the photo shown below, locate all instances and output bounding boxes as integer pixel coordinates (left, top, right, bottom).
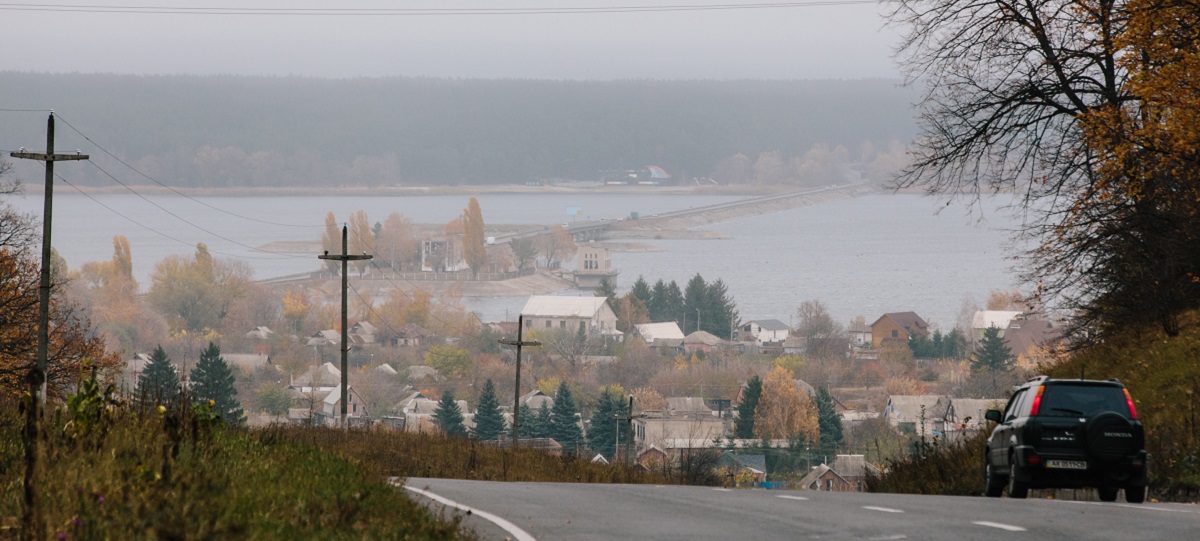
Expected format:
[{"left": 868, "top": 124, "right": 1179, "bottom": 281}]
[{"left": 0, "top": 400, "right": 469, "bottom": 540}]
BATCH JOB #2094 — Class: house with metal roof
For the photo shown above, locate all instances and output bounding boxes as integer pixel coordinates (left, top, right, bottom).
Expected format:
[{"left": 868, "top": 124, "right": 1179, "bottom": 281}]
[
  {"left": 739, "top": 319, "right": 790, "bottom": 345},
  {"left": 520, "top": 295, "right": 618, "bottom": 336},
  {"left": 635, "top": 322, "right": 685, "bottom": 350}
]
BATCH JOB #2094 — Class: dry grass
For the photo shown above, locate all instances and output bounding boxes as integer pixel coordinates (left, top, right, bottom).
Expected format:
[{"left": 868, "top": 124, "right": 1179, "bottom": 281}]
[
  {"left": 0, "top": 399, "right": 469, "bottom": 540},
  {"left": 275, "top": 426, "right": 670, "bottom": 484}
]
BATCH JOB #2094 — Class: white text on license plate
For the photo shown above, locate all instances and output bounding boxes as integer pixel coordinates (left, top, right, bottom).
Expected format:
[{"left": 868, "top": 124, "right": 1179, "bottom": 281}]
[{"left": 1046, "top": 460, "right": 1087, "bottom": 470}]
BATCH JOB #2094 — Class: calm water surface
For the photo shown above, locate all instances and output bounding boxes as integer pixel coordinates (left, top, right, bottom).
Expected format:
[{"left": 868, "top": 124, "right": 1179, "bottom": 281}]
[{"left": 10, "top": 191, "right": 1022, "bottom": 329}]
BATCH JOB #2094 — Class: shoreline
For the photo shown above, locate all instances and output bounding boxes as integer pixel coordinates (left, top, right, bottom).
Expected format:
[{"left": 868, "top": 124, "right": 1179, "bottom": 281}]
[{"left": 36, "top": 182, "right": 804, "bottom": 198}]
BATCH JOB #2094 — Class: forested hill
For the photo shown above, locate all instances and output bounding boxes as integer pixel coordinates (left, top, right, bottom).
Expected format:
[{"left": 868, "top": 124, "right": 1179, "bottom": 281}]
[{"left": 0, "top": 72, "right": 918, "bottom": 187}]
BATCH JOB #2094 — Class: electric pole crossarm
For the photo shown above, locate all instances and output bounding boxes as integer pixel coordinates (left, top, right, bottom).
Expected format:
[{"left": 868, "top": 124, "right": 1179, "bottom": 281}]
[
  {"left": 315, "top": 225, "right": 372, "bottom": 430},
  {"left": 499, "top": 314, "right": 541, "bottom": 450},
  {"left": 11, "top": 112, "right": 90, "bottom": 539},
  {"left": 9, "top": 152, "right": 89, "bottom": 161}
]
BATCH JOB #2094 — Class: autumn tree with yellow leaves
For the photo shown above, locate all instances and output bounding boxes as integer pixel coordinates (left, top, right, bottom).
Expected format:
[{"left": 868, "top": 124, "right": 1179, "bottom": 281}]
[
  {"left": 462, "top": 197, "right": 487, "bottom": 276},
  {"left": 753, "top": 366, "right": 819, "bottom": 443},
  {"left": 888, "top": 0, "right": 1200, "bottom": 343}
]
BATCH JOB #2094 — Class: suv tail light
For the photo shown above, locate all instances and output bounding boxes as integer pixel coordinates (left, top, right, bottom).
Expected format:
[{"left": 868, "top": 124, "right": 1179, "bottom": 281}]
[
  {"left": 1124, "top": 388, "right": 1139, "bottom": 420},
  {"left": 1029, "top": 386, "right": 1046, "bottom": 416}
]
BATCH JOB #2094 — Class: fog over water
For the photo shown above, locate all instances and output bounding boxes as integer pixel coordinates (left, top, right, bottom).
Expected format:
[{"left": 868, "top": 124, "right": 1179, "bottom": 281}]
[{"left": 12, "top": 191, "right": 1021, "bottom": 330}]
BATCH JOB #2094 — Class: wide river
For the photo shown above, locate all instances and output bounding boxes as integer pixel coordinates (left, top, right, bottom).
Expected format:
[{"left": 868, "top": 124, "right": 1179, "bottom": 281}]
[{"left": 8, "top": 191, "right": 1023, "bottom": 331}]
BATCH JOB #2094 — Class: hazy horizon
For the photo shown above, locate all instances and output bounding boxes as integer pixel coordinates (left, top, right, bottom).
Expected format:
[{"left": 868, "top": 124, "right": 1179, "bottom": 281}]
[{"left": 3, "top": 1, "right": 900, "bottom": 80}]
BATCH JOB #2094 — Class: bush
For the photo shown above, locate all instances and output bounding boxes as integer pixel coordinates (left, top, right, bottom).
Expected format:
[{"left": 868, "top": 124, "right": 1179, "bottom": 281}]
[{"left": 865, "top": 431, "right": 988, "bottom": 496}]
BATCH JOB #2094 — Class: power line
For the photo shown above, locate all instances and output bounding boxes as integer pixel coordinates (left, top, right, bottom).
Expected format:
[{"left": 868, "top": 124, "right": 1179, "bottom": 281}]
[
  {"left": 83, "top": 159, "right": 312, "bottom": 259},
  {"left": 54, "top": 114, "right": 322, "bottom": 229},
  {"left": 54, "top": 170, "right": 297, "bottom": 261},
  {"left": 0, "top": 1, "right": 879, "bottom": 16}
]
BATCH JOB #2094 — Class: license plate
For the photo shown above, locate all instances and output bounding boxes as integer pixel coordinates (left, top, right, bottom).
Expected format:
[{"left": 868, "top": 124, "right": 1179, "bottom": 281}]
[{"left": 1046, "top": 460, "right": 1088, "bottom": 470}]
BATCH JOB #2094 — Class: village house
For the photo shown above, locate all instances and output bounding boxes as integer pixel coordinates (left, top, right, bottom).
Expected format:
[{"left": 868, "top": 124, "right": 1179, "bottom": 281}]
[
  {"left": 738, "top": 319, "right": 790, "bottom": 345},
  {"left": 222, "top": 353, "right": 271, "bottom": 375},
  {"left": 883, "top": 394, "right": 950, "bottom": 436},
  {"left": 633, "top": 399, "right": 727, "bottom": 457},
  {"left": 869, "top": 312, "right": 930, "bottom": 348},
  {"left": 798, "top": 454, "right": 880, "bottom": 492},
  {"left": 635, "top": 322, "right": 685, "bottom": 351},
  {"left": 520, "top": 295, "right": 619, "bottom": 337},
  {"left": 971, "top": 310, "right": 1024, "bottom": 340},
  {"left": 321, "top": 384, "right": 369, "bottom": 423},
  {"left": 848, "top": 320, "right": 871, "bottom": 347},
  {"left": 390, "top": 323, "right": 431, "bottom": 348},
  {"left": 683, "top": 330, "right": 728, "bottom": 354}
]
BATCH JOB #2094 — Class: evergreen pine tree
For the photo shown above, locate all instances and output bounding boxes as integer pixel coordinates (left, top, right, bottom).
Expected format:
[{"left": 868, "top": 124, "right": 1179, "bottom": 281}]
[
  {"left": 472, "top": 379, "right": 506, "bottom": 441},
  {"left": 433, "top": 390, "right": 468, "bottom": 438},
  {"left": 549, "top": 381, "right": 584, "bottom": 454},
  {"left": 683, "top": 273, "right": 708, "bottom": 334},
  {"left": 190, "top": 341, "right": 246, "bottom": 425},
  {"left": 136, "top": 345, "right": 180, "bottom": 408},
  {"left": 588, "top": 390, "right": 628, "bottom": 459},
  {"left": 663, "top": 280, "right": 685, "bottom": 329},
  {"left": 517, "top": 402, "right": 539, "bottom": 439},
  {"left": 630, "top": 275, "right": 652, "bottom": 305},
  {"left": 735, "top": 375, "right": 763, "bottom": 439},
  {"left": 705, "top": 278, "right": 739, "bottom": 339},
  {"left": 814, "top": 386, "right": 843, "bottom": 455},
  {"left": 595, "top": 275, "right": 618, "bottom": 307},
  {"left": 535, "top": 401, "right": 553, "bottom": 438},
  {"left": 971, "top": 326, "right": 1015, "bottom": 374},
  {"left": 649, "top": 279, "right": 669, "bottom": 322}
]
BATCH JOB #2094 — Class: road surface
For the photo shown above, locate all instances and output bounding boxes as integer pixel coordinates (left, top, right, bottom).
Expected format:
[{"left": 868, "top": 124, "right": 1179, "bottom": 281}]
[{"left": 401, "top": 477, "right": 1200, "bottom": 540}]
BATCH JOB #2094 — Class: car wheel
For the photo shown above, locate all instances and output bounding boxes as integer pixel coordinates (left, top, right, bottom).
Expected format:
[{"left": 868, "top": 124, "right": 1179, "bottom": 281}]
[
  {"left": 1007, "top": 462, "right": 1029, "bottom": 499},
  {"left": 985, "top": 459, "right": 1005, "bottom": 497},
  {"left": 1098, "top": 486, "right": 1119, "bottom": 502},
  {"left": 1125, "top": 486, "right": 1146, "bottom": 504}
]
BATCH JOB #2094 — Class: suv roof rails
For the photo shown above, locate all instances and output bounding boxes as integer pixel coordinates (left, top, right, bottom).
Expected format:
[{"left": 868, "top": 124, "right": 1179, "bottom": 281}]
[{"left": 1026, "top": 375, "right": 1049, "bottom": 383}]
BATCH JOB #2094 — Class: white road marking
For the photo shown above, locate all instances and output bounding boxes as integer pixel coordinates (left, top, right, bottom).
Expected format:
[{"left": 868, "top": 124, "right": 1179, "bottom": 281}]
[
  {"left": 713, "top": 488, "right": 733, "bottom": 492},
  {"left": 973, "top": 521, "right": 1027, "bottom": 532},
  {"left": 777, "top": 495, "right": 810, "bottom": 501},
  {"left": 1058, "top": 501, "right": 1195, "bottom": 513},
  {"left": 867, "top": 535, "right": 907, "bottom": 540},
  {"left": 402, "top": 483, "right": 537, "bottom": 541},
  {"left": 862, "top": 506, "right": 905, "bottom": 513}
]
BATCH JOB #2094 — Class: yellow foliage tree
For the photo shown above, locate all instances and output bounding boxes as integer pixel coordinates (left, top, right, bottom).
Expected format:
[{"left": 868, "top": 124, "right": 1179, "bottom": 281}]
[
  {"left": 462, "top": 197, "right": 487, "bottom": 276},
  {"left": 753, "top": 366, "right": 819, "bottom": 443},
  {"left": 349, "top": 209, "right": 375, "bottom": 277}
]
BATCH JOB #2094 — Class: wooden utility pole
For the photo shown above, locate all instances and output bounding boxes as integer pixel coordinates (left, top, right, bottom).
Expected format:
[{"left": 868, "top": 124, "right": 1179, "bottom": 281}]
[
  {"left": 614, "top": 395, "right": 636, "bottom": 465},
  {"left": 499, "top": 315, "right": 540, "bottom": 450},
  {"left": 11, "top": 112, "right": 89, "bottom": 540},
  {"left": 318, "top": 225, "right": 371, "bottom": 430}
]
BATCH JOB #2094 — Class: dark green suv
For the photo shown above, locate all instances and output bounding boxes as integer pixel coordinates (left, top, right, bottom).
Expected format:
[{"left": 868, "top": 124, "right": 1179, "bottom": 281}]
[{"left": 983, "top": 376, "right": 1147, "bottom": 503}]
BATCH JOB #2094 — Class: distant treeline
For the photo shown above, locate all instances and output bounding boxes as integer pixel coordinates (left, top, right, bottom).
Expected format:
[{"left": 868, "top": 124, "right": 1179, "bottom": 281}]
[{"left": 0, "top": 72, "right": 918, "bottom": 187}]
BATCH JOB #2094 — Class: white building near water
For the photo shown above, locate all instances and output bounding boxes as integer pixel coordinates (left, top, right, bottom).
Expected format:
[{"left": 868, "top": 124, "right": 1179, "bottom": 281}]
[{"left": 520, "top": 295, "right": 619, "bottom": 337}]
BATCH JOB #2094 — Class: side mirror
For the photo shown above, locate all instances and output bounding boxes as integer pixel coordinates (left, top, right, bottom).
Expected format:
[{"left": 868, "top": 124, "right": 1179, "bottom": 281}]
[{"left": 984, "top": 409, "right": 1002, "bottom": 423}]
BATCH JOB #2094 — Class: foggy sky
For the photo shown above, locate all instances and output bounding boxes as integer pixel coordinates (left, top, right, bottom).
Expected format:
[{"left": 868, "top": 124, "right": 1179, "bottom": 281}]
[{"left": 3, "top": 1, "right": 899, "bottom": 79}]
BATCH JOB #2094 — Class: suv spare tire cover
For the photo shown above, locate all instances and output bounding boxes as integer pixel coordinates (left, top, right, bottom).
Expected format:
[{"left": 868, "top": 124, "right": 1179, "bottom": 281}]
[{"left": 1085, "top": 411, "right": 1136, "bottom": 461}]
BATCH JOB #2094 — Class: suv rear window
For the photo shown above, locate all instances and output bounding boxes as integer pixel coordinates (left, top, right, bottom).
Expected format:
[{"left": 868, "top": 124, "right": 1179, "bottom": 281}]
[{"left": 1038, "top": 384, "right": 1130, "bottom": 418}]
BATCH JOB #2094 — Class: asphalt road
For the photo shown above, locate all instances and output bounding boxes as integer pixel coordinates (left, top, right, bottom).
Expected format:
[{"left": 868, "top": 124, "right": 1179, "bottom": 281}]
[{"left": 401, "top": 477, "right": 1200, "bottom": 541}]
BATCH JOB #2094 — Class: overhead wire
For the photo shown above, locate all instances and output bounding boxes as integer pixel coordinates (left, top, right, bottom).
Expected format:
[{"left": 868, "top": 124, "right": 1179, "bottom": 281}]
[
  {"left": 82, "top": 159, "right": 312, "bottom": 259},
  {"left": 54, "top": 114, "right": 323, "bottom": 229},
  {"left": 54, "top": 170, "right": 293, "bottom": 260},
  {"left": 0, "top": 1, "right": 880, "bottom": 16}
]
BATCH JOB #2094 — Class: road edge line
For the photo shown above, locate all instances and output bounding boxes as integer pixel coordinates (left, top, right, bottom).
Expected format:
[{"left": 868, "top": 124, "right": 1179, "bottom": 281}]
[{"left": 401, "top": 482, "right": 537, "bottom": 541}]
